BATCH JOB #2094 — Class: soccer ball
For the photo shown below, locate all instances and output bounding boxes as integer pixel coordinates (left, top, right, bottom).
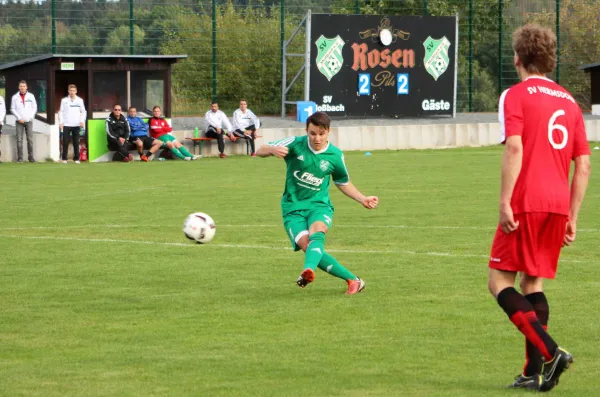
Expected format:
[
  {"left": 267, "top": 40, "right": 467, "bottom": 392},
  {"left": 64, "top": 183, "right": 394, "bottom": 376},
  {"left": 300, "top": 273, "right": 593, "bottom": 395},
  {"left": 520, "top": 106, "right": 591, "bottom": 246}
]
[{"left": 183, "top": 212, "right": 216, "bottom": 244}]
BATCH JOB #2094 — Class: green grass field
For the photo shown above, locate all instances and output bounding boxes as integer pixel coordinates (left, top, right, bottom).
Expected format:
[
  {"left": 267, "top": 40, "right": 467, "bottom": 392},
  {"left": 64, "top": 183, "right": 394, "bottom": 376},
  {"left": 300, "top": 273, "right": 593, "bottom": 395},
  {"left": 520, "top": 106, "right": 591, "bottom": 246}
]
[{"left": 0, "top": 146, "right": 598, "bottom": 397}]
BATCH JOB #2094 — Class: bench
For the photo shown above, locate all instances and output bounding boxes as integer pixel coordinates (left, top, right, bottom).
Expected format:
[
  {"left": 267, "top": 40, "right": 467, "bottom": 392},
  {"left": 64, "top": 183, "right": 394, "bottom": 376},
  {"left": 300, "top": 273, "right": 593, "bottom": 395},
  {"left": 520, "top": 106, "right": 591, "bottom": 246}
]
[
  {"left": 187, "top": 134, "right": 263, "bottom": 156},
  {"left": 108, "top": 141, "right": 173, "bottom": 161}
]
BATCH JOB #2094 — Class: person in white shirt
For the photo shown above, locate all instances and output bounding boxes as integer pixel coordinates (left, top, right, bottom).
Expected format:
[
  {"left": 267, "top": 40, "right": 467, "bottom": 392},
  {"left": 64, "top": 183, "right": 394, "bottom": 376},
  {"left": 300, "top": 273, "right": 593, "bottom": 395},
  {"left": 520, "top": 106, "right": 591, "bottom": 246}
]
[
  {"left": 205, "top": 101, "right": 233, "bottom": 159},
  {"left": 231, "top": 99, "right": 261, "bottom": 157},
  {"left": 10, "top": 80, "right": 38, "bottom": 163},
  {"left": 58, "top": 84, "right": 87, "bottom": 164},
  {"left": 0, "top": 94, "right": 5, "bottom": 163}
]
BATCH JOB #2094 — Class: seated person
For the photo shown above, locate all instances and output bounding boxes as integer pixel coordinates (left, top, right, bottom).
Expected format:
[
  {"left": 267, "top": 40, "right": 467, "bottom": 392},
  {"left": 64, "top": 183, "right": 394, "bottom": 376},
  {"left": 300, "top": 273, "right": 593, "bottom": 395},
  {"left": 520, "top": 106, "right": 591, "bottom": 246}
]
[
  {"left": 149, "top": 106, "right": 198, "bottom": 160},
  {"left": 126, "top": 106, "right": 164, "bottom": 162},
  {"left": 106, "top": 104, "right": 133, "bottom": 162},
  {"left": 205, "top": 101, "right": 234, "bottom": 159},
  {"left": 231, "top": 99, "right": 260, "bottom": 157}
]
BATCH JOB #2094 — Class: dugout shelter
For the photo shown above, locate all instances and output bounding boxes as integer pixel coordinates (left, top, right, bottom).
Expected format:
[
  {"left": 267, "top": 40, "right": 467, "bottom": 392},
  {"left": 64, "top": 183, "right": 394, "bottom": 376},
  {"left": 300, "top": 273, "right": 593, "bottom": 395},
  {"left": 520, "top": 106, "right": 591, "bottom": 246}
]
[
  {"left": 580, "top": 62, "right": 600, "bottom": 116},
  {"left": 0, "top": 54, "right": 186, "bottom": 161}
]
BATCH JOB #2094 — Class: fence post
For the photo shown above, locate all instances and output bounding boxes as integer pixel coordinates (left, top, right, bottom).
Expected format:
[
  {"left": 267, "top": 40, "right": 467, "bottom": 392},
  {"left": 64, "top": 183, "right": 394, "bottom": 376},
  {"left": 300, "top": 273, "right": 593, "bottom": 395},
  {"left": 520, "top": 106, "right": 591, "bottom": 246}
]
[
  {"left": 556, "top": 0, "right": 560, "bottom": 84},
  {"left": 355, "top": 0, "right": 359, "bottom": 14},
  {"left": 498, "top": 0, "right": 503, "bottom": 96},
  {"left": 423, "top": 0, "right": 428, "bottom": 15},
  {"left": 129, "top": 0, "right": 134, "bottom": 55},
  {"left": 212, "top": 0, "right": 217, "bottom": 102},
  {"left": 51, "top": 0, "right": 56, "bottom": 53},
  {"left": 469, "top": 0, "right": 473, "bottom": 112},
  {"left": 281, "top": 0, "right": 285, "bottom": 87}
]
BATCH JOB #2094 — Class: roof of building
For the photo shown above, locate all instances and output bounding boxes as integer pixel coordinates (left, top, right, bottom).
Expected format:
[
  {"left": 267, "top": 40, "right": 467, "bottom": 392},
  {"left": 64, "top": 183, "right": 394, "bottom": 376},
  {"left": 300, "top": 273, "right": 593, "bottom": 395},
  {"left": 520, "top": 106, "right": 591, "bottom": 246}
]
[
  {"left": 579, "top": 62, "right": 600, "bottom": 71},
  {"left": 0, "top": 54, "right": 187, "bottom": 71}
]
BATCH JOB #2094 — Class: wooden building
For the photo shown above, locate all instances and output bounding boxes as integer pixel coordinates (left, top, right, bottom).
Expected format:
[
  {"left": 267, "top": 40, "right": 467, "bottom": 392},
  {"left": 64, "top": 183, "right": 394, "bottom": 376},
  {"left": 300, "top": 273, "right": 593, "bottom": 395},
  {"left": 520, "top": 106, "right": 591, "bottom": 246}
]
[
  {"left": 0, "top": 54, "right": 186, "bottom": 124},
  {"left": 579, "top": 62, "right": 600, "bottom": 116},
  {"left": 0, "top": 54, "right": 186, "bottom": 161}
]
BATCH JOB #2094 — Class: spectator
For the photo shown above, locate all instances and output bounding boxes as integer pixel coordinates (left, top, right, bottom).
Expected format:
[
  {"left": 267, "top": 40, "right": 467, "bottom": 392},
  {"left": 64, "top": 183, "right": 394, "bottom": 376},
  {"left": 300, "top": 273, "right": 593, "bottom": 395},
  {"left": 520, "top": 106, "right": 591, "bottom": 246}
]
[
  {"left": 126, "top": 107, "right": 164, "bottom": 162},
  {"left": 106, "top": 104, "right": 133, "bottom": 162},
  {"left": 149, "top": 106, "right": 198, "bottom": 160},
  {"left": 0, "top": 93, "right": 5, "bottom": 163},
  {"left": 58, "top": 84, "right": 87, "bottom": 164},
  {"left": 205, "top": 101, "right": 233, "bottom": 159},
  {"left": 231, "top": 99, "right": 260, "bottom": 157},
  {"left": 10, "top": 80, "right": 38, "bottom": 163}
]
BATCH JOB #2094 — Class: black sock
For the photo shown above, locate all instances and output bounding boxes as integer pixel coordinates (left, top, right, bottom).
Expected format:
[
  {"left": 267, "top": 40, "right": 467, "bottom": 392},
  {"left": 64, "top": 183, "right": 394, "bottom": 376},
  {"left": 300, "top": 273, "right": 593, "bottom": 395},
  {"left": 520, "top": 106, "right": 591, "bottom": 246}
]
[
  {"left": 523, "top": 292, "right": 549, "bottom": 375},
  {"left": 497, "top": 287, "right": 557, "bottom": 361}
]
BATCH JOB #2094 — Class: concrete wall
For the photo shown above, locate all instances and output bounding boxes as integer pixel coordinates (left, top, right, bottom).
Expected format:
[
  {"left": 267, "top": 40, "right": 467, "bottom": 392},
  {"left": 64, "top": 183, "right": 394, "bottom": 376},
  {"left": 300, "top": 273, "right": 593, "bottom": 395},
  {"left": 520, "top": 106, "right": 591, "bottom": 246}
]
[
  {"left": 2, "top": 119, "right": 600, "bottom": 162},
  {"left": 179, "top": 118, "right": 600, "bottom": 157},
  {"left": 3, "top": 115, "right": 61, "bottom": 161},
  {"left": 0, "top": 132, "right": 55, "bottom": 162},
  {"left": 585, "top": 119, "right": 600, "bottom": 141}
]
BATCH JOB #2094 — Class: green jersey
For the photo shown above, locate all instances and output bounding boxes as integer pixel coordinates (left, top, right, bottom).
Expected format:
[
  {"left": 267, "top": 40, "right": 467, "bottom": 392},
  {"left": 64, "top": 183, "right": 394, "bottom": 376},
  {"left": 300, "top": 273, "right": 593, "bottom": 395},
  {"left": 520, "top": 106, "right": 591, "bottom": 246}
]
[{"left": 269, "top": 135, "right": 350, "bottom": 215}]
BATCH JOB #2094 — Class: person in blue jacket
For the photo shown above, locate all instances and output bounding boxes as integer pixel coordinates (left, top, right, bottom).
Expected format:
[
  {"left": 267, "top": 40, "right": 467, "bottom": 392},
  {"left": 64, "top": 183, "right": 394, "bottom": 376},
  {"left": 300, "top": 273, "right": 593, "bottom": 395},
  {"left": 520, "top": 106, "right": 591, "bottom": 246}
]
[{"left": 126, "top": 106, "right": 164, "bottom": 162}]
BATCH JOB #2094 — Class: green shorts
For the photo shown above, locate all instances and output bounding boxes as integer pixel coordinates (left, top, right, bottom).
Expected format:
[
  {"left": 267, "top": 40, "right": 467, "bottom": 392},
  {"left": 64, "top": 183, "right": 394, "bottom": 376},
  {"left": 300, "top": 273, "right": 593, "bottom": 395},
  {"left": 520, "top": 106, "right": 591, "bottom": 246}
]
[
  {"left": 158, "top": 134, "right": 176, "bottom": 143},
  {"left": 283, "top": 207, "right": 333, "bottom": 251}
]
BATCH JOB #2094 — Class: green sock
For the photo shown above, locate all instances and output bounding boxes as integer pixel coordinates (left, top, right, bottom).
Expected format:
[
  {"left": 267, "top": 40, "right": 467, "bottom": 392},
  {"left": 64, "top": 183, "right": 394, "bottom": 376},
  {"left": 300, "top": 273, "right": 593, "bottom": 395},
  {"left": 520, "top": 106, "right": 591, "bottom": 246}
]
[
  {"left": 179, "top": 146, "right": 193, "bottom": 157},
  {"left": 170, "top": 147, "right": 186, "bottom": 160},
  {"left": 303, "top": 232, "right": 325, "bottom": 271},
  {"left": 317, "top": 251, "right": 357, "bottom": 281}
]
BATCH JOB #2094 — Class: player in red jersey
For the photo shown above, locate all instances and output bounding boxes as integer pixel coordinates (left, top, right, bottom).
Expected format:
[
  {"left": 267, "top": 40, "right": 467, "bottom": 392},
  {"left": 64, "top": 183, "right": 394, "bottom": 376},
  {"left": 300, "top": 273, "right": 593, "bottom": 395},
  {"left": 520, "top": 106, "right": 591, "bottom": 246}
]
[
  {"left": 487, "top": 24, "right": 591, "bottom": 392},
  {"left": 149, "top": 106, "right": 198, "bottom": 160}
]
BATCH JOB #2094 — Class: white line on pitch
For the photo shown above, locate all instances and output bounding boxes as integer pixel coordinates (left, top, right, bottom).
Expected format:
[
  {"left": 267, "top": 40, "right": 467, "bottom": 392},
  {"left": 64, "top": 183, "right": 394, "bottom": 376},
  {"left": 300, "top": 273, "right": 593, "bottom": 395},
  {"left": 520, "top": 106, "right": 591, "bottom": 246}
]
[
  {"left": 0, "top": 225, "right": 143, "bottom": 230},
  {"left": 0, "top": 234, "right": 586, "bottom": 263},
  {"left": 1, "top": 224, "right": 598, "bottom": 232}
]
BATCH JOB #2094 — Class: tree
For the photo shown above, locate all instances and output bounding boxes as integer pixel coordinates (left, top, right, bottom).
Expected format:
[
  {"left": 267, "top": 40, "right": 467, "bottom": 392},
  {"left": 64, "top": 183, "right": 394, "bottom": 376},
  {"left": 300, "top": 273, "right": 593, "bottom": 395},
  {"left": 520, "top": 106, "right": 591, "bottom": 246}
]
[
  {"left": 103, "top": 25, "right": 146, "bottom": 55},
  {"left": 427, "top": 0, "right": 514, "bottom": 111},
  {"left": 0, "top": 24, "right": 20, "bottom": 63},
  {"left": 528, "top": 0, "right": 600, "bottom": 108},
  {"left": 59, "top": 24, "right": 95, "bottom": 54}
]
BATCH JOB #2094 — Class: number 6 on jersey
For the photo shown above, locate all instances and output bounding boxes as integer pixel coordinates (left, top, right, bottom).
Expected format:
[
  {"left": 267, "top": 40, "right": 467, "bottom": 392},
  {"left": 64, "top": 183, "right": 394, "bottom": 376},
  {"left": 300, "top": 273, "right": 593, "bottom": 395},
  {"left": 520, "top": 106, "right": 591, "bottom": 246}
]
[{"left": 548, "top": 109, "right": 568, "bottom": 149}]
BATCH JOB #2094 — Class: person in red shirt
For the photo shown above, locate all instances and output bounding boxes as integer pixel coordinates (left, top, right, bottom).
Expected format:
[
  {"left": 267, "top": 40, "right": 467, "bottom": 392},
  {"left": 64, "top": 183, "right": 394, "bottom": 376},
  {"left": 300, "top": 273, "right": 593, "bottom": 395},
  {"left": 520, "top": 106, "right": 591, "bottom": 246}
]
[
  {"left": 149, "top": 106, "right": 198, "bottom": 160},
  {"left": 488, "top": 24, "right": 591, "bottom": 392}
]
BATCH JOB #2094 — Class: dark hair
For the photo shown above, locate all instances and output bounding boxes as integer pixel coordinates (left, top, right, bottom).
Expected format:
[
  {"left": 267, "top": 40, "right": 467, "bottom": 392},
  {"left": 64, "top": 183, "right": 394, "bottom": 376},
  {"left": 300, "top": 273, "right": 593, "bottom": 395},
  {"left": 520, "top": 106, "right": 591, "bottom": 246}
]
[
  {"left": 239, "top": 99, "right": 247, "bottom": 104},
  {"left": 306, "top": 111, "right": 330, "bottom": 130},
  {"left": 113, "top": 104, "right": 122, "bottom": 109},
  {"left": 211, "top": 101, "right": 218, "bottom": 105},
  {"left": 68, "top": 84, "right": 77, "bottom": 90},
  {"left": 128, "top": 106, "right": 136, "bottom": 111},
  {"left": 153, "top": 105, "right": 162, "bottom": 111},
  {"left": 513, "top": 24, "right": 557, "bottom": 74},
  {"left": 18, "top": 80, "right": 27, "bottom": 86}
]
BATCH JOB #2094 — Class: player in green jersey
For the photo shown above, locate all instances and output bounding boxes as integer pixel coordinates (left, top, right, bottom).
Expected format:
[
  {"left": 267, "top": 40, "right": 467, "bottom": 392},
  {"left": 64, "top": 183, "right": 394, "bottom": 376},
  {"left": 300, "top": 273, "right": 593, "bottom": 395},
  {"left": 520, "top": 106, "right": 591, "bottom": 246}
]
[{"left": 256, "top": 112, "right": 379, "bottom": 295}]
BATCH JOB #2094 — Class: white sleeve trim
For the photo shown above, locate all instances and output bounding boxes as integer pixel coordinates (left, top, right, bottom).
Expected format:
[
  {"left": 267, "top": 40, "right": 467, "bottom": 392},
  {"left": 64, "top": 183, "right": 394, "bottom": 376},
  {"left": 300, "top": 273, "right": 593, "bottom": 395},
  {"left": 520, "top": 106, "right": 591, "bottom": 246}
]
[
  {"left": 30, "top": 93, "right": 37, "bottom": 116},
  {"left": 268, "top": 136, "right": 296, "bottom": 147},
  {"left": 498, "top": 88, "right": 510, "bottom": 143},
  {"left": 0, "top": 96, "right": 5, "bottom": 123},
  {"left": 58, "top": 99, "right": 65, "bottom": 124},
  {"left": 249, "top": 110, "right": 260, "bottom": 128},
  {"left": 333, "top": 154, "right": 350, "bottom": 184},
  {"left": 10, "top": 94, "right": 22, "bottom": 120},
  {"left": 222, "top": 112, "right": 233, "bottom": 131},
  {"left": 80, "top": 97, "right": 87, "bottom": 123},
  {"left": 232, "top": 109, "right": 241, "bottom": 130}
]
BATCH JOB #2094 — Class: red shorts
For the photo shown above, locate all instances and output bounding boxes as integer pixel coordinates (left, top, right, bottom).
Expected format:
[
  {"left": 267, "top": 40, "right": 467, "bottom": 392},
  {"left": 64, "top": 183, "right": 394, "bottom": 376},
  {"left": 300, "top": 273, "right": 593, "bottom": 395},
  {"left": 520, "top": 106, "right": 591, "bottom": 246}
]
[{"left": 489, "top": 212, "right": 567, "bottom": 279}]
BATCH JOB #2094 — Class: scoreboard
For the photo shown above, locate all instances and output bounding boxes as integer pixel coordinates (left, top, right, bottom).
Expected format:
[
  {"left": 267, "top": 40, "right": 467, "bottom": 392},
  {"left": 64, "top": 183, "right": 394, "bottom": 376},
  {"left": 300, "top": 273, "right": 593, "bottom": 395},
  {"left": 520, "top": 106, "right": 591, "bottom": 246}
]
[{"left": 309, "top": 14, "right": 457, "bottom": 118}]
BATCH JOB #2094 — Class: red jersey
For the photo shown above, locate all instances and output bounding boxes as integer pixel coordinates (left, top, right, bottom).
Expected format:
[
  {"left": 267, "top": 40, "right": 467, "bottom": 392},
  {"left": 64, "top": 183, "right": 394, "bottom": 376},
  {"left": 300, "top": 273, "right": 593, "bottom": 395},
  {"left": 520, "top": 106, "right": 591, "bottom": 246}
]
[
  {"left": 149, "top": 117, "right": 172, "bottom": 138},
  {"left": 499, "top": 76, "right": 590, "bottom": 215}
]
